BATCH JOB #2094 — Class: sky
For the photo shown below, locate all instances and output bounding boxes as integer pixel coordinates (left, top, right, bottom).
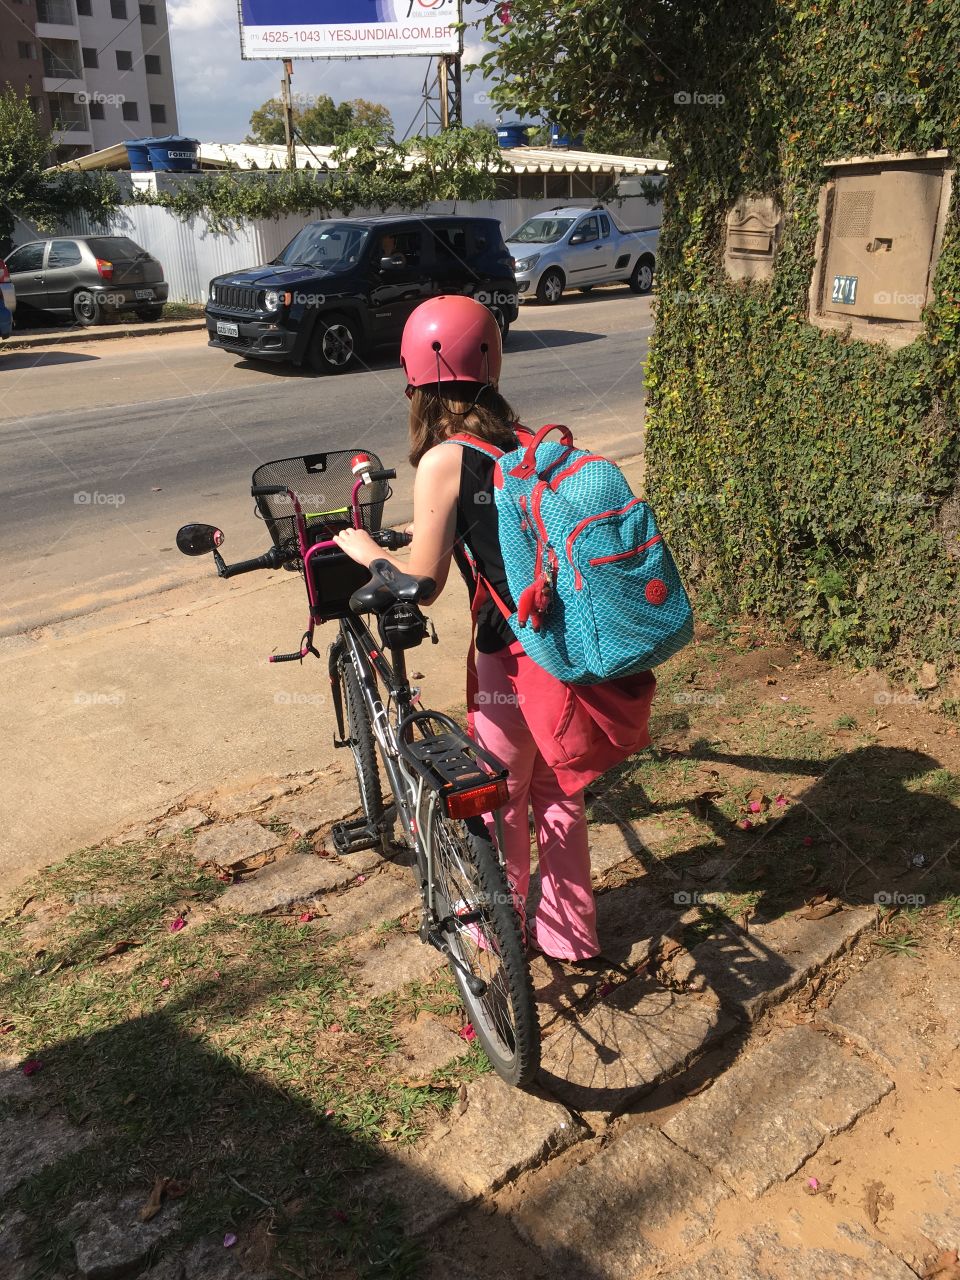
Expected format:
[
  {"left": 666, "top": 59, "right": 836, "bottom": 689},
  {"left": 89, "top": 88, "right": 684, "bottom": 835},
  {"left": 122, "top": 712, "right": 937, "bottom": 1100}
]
[{"left": 166, "top": 0, "right": 499, "bottom": 143}]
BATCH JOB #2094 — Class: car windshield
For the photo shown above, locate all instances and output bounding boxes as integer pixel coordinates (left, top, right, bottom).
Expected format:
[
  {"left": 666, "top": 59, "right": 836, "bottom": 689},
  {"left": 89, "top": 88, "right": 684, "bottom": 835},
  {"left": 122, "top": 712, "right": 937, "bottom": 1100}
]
[
  {"left": 86, "top": 237, "right": 146, "bottom": 259},
  {"left": 274, "top": 222, "right": 369, "bottom": 270},
  {"left": 508, "top": 216, "right": 575, "bottom": 244}
]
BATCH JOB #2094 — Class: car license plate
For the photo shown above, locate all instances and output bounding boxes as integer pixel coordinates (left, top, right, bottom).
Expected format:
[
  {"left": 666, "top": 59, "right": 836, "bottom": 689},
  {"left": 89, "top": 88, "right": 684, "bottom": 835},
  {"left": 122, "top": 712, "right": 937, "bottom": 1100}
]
[
  {"left": 134, "top": 289, "right": 154, "bottom": 300},
  {"left": 217, "top": 320, "right": 239, "bottom": 338}
]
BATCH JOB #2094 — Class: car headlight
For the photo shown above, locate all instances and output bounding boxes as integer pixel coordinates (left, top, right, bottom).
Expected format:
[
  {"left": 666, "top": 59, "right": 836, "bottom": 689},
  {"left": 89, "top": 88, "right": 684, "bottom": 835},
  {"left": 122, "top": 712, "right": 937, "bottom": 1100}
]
[
  {"left": 263, "top": 289, "right": 281, "bottom": 312},
  {"left": 513, "top": 254, "right": 540, "bottom": 273},
  {"left": 209, "top": 283, "right": 217, "bottom": 302}
]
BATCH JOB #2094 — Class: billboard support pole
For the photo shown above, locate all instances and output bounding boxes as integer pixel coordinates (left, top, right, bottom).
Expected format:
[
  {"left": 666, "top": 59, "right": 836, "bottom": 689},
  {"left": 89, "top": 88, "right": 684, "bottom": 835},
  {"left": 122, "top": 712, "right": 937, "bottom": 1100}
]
[
  {"left": 281, "top": 59, "right": 295, "bottom": 169},
  {"left": 437, "top": 53, "right": 462, "bottom": 129}
]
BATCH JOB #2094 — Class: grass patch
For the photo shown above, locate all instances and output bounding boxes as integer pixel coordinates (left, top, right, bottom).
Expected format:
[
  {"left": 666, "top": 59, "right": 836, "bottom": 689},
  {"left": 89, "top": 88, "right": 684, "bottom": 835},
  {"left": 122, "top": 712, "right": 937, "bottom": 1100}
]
[{"left": 0, "top": 840, "right": 476, "bottom": 1277}]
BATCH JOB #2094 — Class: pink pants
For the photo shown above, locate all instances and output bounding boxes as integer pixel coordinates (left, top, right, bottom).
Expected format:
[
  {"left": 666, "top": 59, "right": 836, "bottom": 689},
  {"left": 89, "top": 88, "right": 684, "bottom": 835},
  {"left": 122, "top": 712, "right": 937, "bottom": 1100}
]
[{"left": 472, "top": 647, "right": 600, "bottom": 960}]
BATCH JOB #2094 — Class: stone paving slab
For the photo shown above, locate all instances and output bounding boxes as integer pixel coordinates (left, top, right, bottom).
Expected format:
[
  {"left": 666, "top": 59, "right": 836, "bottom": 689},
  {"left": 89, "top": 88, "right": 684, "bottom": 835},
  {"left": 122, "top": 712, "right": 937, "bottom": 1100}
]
[
  {"left": 71, "top": 1196, "right": 182, "bottom": 1280},
  {"left": 153, "top": 808, "right": 210, "bottom": 841},
  {"left": 217, "top": 853, "right": 355, "bottom": 915},
  {"left": 351, "top": 930, "right": 445, "bottom": 999},
  {"left": 317, "top": 869, "right": 419, "bottom": 938},
  {"left": 652, "top": 1223, "right": 918, "bottom": 1280},
  {"left": 192, "top": 818, "right": 284, "bottom": 869},
  {"left": 142, "top": 1236, "right": 278, "bottom": 1280},
  {"left": 595, "top": 882, "right": 681, "bottom": 969},
  {"left": 662, "top": 1025, "right": 894, "bottom": 1199},
  {"left": 366, "top": 1073, "right": 579, "bottom": 1235},
  {"left": 208, "top": 780, "right": 297, "bottom": 819},
  {"left": 389, "top": 1012, "right": 469, "bottom": 1077},
  {"left": 818, "top": 951, "right": 960, "bottom": 1072},
  {"left": 0, "top": 1107, "right": 94, "bottom": 1198},
  {"left": 530, "top": 953, "right": 609, "bottom": 1031},
  {"left": 686, "top": 904, "right": 875, "bottom": 1019},
  {"left": 513, "top": 1124, "right": 729, "bottom": 1278},
  {"left": 588, "top": 822, "right": 651, "bottom": 879},
  {"left": 538, "top": 976, "right": 736, "bottom": 1127}
]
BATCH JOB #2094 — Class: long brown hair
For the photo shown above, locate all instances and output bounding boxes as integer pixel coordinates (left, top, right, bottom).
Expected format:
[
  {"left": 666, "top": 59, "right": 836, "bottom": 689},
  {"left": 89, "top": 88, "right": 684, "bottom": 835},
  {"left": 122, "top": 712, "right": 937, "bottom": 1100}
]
[{"left": 407, "top": 382, "right": 518, "bottom": 466}]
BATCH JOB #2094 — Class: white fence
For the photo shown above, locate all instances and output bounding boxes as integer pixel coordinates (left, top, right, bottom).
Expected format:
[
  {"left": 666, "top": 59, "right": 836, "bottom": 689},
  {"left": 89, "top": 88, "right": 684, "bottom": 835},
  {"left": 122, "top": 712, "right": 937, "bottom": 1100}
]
[{"left": 13, "top": 194, "right": 661, "bottom": 304}]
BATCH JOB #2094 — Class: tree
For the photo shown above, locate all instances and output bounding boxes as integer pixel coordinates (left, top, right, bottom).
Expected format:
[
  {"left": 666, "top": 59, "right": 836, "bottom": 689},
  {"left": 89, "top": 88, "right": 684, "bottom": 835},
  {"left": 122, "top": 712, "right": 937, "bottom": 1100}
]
[
  {"left": 246, "top": 95, "right": 393, "bottom": 148},
  {"left": 0, "top": 89, "right": 120, "bottom": 249}
]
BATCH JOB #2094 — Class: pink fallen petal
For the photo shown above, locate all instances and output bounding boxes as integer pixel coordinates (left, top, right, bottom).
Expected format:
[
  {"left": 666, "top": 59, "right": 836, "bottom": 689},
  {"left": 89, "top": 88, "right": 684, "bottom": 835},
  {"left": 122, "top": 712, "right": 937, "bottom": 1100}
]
[
  {"left": 160, "top": 978, "right": 171, "bottom": 990},
  {"left": 807, "top": 1176, "right": 820, "bottom": 1191},
  {"left": 223, "top": 1233, "right": 237, "bottom": 1248},
  {"left": 22, "top": 1059, "right": 42, "bottom": 1076},
  {"left": 802, "top": 836, "right": 814, "bottom": 847},
  {"left": 328, "top": 1023, "right": 342, "bottom": 1034},
  {"left": 458, "top": 1024, "right": 476, "bottom": 1042},
  {"left": 298, "top": 912, "right": 313, "bottom": 923},
  {"left": 775, "top": 794, "right": 788, "bottom": 807},
  {"left": 169, "top": 917, "right": 186, "bottom": 933},
  {"left": 330, "top": 1209, "right": 348, "bottom": 1223},
  {"left": 211, "top": 970, "right": 221, "bottom": 980},
  {"left": 325, "top": 1108, "right": 335, "bottom": 1117},
  {"left": 749, "top": 801, "right": 762, "bottom": 814},
  {"left": 356, "top": 875, "right": 366, "bottom": 884},
  {"left": 739, "top": 819, "right": 753, "bottom": 831}
]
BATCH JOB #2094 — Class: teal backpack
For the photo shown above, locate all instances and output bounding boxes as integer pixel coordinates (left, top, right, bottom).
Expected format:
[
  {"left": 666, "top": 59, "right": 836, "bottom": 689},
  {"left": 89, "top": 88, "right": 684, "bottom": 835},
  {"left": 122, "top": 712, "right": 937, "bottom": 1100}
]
[{"left": 449, "top": 424, "right": 693, "bottom": 685}]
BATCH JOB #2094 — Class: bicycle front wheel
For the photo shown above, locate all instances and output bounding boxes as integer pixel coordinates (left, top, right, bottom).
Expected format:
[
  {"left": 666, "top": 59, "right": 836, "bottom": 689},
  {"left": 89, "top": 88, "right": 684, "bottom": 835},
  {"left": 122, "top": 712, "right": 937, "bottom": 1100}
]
[
  {"left": 336, "top": 654, "right": 384, "bottom": 833},
  {"left": 430, "top": 812, "right": 540, "bottom": 1086}
]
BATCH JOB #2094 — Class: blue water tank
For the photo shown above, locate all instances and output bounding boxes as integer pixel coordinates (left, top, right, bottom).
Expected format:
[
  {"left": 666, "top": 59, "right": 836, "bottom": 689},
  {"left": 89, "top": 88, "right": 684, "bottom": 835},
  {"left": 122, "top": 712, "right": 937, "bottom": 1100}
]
[
  {"left": 147, "top": 136, "right": 200, "bottom": 172},
  {"left": 496, "top": 122, "right": 535, "bottom": 148},
  {"left": 125, "top": 139, "right": 155, "bottom": 171},
  {"left": 550, "top": 124, "right": 585, "bottom": 148}
]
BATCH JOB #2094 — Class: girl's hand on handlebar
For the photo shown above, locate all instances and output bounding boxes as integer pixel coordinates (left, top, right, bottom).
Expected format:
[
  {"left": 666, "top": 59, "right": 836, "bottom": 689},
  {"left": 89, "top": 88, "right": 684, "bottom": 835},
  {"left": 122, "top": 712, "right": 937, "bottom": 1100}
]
[{"left": 334, "top": 526, "right": 382, "bottom": 567}]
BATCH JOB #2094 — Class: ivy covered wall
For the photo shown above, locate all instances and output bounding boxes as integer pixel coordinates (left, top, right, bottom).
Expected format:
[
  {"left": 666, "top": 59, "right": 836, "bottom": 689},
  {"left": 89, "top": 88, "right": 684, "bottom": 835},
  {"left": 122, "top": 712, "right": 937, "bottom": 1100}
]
[{"left": 641, "top": 0, "right": 960, "bottom": 676}]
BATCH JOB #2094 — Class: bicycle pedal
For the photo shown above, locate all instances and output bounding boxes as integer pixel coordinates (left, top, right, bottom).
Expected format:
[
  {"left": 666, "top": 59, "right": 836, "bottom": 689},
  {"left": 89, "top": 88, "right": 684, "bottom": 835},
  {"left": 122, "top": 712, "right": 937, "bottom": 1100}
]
[{"left": 331, "top": 820, "right": 381, "bottom": 854}]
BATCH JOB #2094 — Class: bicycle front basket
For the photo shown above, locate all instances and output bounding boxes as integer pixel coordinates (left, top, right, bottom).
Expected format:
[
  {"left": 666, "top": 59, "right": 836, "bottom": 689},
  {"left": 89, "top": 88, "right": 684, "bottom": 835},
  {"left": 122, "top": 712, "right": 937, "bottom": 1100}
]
[{"left": 252, "top": 450, "right": 390, "bottom": 554}]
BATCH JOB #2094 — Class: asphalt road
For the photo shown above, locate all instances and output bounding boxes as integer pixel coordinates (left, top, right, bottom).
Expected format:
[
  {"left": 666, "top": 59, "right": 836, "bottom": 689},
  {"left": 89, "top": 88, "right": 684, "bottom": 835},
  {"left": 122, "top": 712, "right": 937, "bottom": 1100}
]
[{"left": 0, "top": 289, "right": 652, "bottom": 635}]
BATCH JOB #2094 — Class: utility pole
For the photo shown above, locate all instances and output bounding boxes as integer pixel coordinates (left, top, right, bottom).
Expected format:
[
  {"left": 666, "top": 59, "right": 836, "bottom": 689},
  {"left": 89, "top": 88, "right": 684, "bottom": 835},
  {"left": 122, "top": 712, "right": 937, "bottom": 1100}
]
[{"left": 281, "top": 59, "right": 295, "bottom": 170}]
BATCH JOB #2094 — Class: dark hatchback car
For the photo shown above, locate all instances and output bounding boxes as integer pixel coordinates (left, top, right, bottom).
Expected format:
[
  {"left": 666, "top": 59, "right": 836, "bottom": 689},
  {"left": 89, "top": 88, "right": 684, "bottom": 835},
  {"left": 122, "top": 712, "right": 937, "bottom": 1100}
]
[
  {"left": 204, "top": 214, "right": 519, "bottom": 374},
  {"left": 6, "top": 236, "right": 168, "bottom": 326}
]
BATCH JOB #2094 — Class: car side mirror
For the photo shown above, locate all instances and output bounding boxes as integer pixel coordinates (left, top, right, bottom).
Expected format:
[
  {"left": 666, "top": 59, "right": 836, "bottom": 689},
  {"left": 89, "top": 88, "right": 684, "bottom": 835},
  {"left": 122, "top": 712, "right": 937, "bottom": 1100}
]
[
  {"left": 177, "top": 523, "right": 223, "bottom": 556},
  {"left": 379, "top": 253, "right": 406, "bottom": 270},
  {"left": 569, "top": 233, "right": 585, "bottom": 245}
]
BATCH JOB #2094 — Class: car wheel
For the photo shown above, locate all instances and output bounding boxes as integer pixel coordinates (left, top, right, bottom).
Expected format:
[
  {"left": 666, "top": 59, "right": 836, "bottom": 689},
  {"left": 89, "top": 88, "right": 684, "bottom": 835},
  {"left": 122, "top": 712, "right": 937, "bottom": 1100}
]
[
  {"left": 629, "top": 256, "right": 655, "bottom": 294},
  {"left": 489, "top": 305, "right": 511, "bottom": 344},
  {"left": 536, "top": 269, "right": 565, "bottom": 305},
  {"left": 136, "top": 305, "right": 165, "bottom": 322},
  {"left": 309, "top": 313, "right": 358, "bottom": 374},
  {"left": 73, "top": 290, "right": 103, "bottom": 326}
]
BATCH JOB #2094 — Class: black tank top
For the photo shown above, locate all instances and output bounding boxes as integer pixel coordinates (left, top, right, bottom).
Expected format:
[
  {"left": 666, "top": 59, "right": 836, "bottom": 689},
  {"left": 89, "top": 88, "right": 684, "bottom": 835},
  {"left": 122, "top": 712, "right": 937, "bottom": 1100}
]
[{"left": 454, "top": 441, "right": 517, "bottom": 654}]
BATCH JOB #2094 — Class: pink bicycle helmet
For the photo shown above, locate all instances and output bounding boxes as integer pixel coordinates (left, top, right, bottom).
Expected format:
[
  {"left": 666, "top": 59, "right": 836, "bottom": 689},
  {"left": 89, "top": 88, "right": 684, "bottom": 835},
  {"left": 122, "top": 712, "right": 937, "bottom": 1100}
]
[{"left": 400, "top": 295, "right": 502, "bottom": 387}]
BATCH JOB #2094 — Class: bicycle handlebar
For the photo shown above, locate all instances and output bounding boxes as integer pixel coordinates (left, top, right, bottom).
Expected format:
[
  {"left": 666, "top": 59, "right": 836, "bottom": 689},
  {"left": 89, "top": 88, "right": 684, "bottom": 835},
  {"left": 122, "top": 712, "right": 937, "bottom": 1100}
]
[{"left": 216, "top": 544, "right": 291, "bottom": 578}]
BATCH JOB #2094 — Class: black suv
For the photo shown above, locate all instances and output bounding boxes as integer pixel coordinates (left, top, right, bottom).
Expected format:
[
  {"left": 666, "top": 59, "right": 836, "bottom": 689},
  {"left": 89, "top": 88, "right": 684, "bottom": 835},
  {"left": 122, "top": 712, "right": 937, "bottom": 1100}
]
[{"left": 204, "top": 214, "right": 518, "bottom": 374}]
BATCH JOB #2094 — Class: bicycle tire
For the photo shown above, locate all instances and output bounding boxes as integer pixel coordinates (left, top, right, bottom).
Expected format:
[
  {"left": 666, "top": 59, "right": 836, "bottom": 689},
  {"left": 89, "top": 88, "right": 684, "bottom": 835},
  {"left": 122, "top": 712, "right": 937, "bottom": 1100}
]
[
  {"left": 337, "top": 655, "right": 385, "bottom": 832},
  {"left": 430, "top": 812, "right": 540, "bottom": 1086}
]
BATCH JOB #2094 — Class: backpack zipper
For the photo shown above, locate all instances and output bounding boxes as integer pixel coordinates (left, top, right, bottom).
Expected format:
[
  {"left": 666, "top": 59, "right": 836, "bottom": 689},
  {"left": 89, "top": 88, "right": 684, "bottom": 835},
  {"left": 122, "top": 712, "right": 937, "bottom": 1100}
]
[
  {"left": 565, "top": 498, "right": 644, "bottom": 590},
  {"left": 589, "top": 533, "right": 662, "bottom": 566}
]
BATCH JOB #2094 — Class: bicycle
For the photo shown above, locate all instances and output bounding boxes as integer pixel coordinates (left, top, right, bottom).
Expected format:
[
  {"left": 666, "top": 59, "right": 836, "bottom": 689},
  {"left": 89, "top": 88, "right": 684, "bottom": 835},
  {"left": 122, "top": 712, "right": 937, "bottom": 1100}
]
[{"left": 176, "top": 448, "right": 540, "bottom": 1087}]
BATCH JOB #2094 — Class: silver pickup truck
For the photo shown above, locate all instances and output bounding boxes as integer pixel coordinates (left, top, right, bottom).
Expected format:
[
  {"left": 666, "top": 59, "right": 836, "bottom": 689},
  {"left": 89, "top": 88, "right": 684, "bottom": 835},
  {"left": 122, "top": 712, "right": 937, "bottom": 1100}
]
[{"left": 505, "top": 204, "right": 658, "bottom": 304}]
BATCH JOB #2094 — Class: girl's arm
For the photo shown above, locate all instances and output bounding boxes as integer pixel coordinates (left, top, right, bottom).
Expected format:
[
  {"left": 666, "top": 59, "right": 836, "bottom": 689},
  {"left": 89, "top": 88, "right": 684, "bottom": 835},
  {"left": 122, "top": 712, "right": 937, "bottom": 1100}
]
[{"left": 333, "top": 444, "right": 461, "bottom": 604}]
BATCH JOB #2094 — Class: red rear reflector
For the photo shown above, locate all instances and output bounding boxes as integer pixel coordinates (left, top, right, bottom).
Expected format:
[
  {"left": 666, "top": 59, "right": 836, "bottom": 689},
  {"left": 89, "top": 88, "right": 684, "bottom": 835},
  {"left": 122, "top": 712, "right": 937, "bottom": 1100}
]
[
  {"left": 0, "top": 260, "right": 9, "bottom": 284},
  {"left": 445, "top": 778, "right": 509, "bottom": 820},
  {"left": 95, "top": 257, "right": 113, "bottom": 281}
]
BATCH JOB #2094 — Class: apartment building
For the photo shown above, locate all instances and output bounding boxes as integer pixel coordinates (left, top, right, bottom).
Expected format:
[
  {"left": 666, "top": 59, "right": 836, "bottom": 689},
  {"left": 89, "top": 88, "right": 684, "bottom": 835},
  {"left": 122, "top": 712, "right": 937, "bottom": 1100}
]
[{"left": 2, "top": 0, "right": 179, "bottom": 162}]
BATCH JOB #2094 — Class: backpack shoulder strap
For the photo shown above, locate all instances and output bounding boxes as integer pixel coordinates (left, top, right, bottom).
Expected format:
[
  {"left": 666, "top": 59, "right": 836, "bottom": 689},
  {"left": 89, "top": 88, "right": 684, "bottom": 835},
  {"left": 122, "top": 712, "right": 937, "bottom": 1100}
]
[{"left": 444, "top": 433, "right": 504, "bottom": 460}]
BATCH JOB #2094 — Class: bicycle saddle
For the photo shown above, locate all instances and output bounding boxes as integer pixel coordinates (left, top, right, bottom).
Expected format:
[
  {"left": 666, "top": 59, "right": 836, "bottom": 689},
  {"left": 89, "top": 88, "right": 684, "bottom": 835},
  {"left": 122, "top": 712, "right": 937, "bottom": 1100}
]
[{"left": 350, "top": 558, "right": 436, "bottom": 613}]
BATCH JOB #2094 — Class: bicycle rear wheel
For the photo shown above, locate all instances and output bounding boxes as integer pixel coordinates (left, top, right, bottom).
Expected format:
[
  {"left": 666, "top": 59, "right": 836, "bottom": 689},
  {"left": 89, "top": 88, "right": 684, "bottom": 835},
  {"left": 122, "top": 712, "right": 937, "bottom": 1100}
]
[
  {"left": 336, "top": 654, "right": 385, "bottom": 833},
  {"left": 430, "top": 812, "right": 539, "bottom": 1086}
]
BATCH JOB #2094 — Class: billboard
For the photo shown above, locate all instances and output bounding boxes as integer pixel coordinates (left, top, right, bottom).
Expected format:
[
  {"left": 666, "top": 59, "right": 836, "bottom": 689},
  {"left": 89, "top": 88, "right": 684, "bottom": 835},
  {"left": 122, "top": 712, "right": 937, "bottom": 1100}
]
[{"left": 238, "top": 0, "right": 461, "bottom": 59}]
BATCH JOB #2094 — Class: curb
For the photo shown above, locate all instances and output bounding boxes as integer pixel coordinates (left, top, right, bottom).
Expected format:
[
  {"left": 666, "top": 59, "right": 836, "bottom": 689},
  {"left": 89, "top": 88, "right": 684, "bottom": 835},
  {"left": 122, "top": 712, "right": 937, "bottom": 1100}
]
[{"left": 2, "top": 318, "right": 206, "bottom": 351}]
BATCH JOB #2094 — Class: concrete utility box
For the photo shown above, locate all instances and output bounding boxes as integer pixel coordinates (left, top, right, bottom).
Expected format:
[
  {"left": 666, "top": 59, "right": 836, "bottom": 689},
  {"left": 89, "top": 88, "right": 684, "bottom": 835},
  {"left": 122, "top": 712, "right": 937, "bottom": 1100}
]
[
  {"left": 809, "top": 150, "right": 954, "bottom": 346},
  {"left": 724, "top": 196, "right": 782, "bottom": 281}
]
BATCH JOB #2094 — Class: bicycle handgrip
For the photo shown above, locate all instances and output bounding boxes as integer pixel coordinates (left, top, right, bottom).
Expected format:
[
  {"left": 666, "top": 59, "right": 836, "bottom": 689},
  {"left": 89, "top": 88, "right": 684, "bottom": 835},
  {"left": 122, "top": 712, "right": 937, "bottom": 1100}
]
[
  {"left": 367, "top": 468, "right": 396, "bottom": 483},
  {"left": 269, "top": 650, "right": 307, "bottom": 663},
  {"left": 251, "top": 484, "right": 289, "bottom": 497},
  {"left": 219, "top": 549, "right": 280, "bottom": 578},
  {"left": 376, "top": 528, "right": 412, "bottom": 550}
]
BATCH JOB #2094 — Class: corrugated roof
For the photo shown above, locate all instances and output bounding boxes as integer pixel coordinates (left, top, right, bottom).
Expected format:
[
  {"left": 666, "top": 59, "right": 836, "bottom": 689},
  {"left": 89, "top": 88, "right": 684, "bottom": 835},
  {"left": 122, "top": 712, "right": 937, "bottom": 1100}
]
[{"left": 54, "top": 140, "right": 669, "bottom": 177}]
